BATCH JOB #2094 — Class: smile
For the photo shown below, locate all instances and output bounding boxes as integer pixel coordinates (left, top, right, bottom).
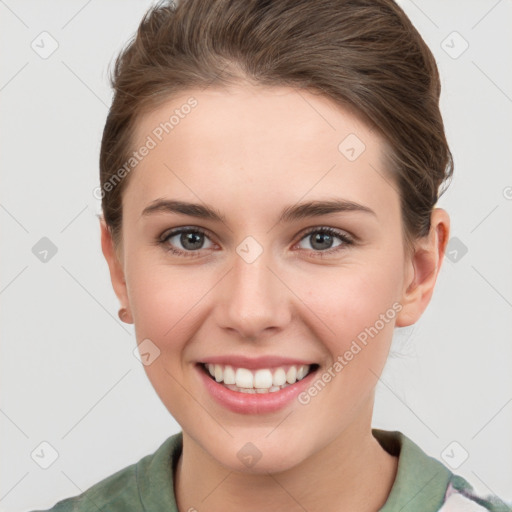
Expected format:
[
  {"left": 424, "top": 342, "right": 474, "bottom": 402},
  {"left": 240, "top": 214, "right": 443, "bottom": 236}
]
[{"left": 202, "top": 362, "right": 316, "bottom": 393}]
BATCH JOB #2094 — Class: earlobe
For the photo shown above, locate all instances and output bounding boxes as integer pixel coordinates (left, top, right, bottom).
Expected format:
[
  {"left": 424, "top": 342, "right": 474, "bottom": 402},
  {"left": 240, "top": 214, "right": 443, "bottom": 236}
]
[
  {"left": 395, "top": 208, "right": 450, "bottom": 327},
  {"left": 99, "top": 218, "right": 133, "bottom": 324}
]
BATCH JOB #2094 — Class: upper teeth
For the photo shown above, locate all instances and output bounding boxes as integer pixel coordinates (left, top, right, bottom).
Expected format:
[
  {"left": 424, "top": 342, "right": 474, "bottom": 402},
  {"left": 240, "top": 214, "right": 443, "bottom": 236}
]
[{"left": 206, "top": 363, "right": 311, "bottom": 389}]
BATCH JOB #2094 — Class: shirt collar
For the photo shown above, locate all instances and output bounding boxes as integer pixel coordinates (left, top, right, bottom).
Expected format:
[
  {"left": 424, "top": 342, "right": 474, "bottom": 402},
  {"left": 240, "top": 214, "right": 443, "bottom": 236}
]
[{"left": 373, "top": 428, "right": 452, "bottom": 511}]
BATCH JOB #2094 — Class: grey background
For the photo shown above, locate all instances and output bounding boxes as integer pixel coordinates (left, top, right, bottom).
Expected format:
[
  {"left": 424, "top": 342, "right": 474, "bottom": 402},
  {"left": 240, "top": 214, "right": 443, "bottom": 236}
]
[{"left": 1, "top": 0, "right": 511, "bottom": 510}]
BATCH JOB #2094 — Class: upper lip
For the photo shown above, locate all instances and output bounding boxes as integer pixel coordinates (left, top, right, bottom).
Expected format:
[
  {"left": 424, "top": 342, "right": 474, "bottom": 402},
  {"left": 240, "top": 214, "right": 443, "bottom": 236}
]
[{"left": 200, "top": 355, "right": 317, "bottom": 369}]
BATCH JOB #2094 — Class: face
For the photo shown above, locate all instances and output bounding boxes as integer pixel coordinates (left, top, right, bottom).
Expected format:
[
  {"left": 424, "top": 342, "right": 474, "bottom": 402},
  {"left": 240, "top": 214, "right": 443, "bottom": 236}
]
[{"left": 105, "top": 84, "right": 425, "bottom": 473}]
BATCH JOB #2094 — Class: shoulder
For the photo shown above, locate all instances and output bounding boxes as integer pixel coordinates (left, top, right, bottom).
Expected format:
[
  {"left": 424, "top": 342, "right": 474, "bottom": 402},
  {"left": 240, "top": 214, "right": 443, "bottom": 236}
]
[
  {"left": 438, "top": 474, "right": 512, "bottom": 512},
  {"left": 28, "top": 433, "right": 182, "bottom": 512}
]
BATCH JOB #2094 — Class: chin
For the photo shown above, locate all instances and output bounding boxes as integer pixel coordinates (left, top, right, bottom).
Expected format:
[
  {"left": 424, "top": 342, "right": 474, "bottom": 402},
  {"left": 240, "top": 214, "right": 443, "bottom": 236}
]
[{"left": 198, "top": 430, "right": 311, "bottom": 475}]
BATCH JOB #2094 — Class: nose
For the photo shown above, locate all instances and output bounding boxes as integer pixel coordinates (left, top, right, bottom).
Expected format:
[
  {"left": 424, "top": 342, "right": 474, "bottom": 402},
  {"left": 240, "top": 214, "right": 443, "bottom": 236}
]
[{"left": 215, "top": 244, "right": 292, "bottom": 341}]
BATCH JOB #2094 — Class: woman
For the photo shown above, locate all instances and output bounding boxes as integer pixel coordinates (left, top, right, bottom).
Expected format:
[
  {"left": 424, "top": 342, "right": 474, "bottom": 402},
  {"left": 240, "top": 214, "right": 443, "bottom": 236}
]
[{"left": 32, "top": 0, "right": 510, "bottom": 510}]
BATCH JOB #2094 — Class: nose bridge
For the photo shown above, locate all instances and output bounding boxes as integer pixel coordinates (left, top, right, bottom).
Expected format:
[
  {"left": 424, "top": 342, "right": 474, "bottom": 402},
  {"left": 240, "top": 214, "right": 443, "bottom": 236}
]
[{"left": 218, "top": 237, "right": 290, "bottom": 338}]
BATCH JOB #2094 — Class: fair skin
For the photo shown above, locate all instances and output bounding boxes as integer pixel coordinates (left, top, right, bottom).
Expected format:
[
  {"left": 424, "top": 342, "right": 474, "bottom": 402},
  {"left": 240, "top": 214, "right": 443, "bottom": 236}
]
[{"left": 100, "top": 84, "right": 449, "bottom": 511}]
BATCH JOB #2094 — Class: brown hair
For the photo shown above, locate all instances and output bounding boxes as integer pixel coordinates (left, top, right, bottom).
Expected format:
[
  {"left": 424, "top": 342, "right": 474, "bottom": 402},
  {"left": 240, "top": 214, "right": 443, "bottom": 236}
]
[{"left": 99, "top": 0, "right": 453, "bottom": 256}]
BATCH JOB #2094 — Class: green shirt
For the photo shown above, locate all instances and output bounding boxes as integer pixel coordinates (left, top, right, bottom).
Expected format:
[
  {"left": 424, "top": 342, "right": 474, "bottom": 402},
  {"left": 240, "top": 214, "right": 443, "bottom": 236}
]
[{"left": 31, "top": 429, "right": 510, "bottom": 512}]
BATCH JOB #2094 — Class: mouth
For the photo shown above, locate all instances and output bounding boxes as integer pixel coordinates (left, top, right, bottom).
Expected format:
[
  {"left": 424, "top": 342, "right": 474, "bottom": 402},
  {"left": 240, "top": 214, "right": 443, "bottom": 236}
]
[{"left": 199, "top": 362, "right": 320, "bottom": 394}]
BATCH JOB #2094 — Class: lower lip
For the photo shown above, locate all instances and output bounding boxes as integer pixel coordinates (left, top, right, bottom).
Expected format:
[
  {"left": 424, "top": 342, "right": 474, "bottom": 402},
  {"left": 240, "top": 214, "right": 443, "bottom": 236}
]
[{"left": 196, "top": 364, "right": 318, "bottom": 415}]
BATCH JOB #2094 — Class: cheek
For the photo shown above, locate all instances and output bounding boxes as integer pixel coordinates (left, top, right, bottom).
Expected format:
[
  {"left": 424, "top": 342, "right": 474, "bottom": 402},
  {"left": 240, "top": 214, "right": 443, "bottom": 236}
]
[
  {"left": 124, "top": 252, "right": 188, "bottom": 339},
  {"left": 292, "top": 263, "right": 403, "bottom": 403},
  {"left": 125, "top": 254, "right": 216, "bottom": 361},
  {"left": 292, "top": 267, "right": 401, "bottom": 419},
  {"left": 302, "top": 262, "right": 401, "bottom": 346},
  {"left": 124, "top": 259, "right": 207, "bottom": 419}
]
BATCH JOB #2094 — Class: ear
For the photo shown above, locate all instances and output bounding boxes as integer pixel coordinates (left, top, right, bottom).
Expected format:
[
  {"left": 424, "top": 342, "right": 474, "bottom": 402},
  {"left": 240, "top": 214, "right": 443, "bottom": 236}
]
[
  {"left": 395, "top": 208, "right": 450, "bottom": 327},
  {"left": 100, "top": 218, "right": 133, "bottom": 324}
]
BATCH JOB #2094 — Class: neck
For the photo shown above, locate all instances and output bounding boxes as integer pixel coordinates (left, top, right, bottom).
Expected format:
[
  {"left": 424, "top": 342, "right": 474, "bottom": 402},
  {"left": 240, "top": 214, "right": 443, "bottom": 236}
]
[{"left": 174, "top": 404, "right": 398, "bottom": 512}]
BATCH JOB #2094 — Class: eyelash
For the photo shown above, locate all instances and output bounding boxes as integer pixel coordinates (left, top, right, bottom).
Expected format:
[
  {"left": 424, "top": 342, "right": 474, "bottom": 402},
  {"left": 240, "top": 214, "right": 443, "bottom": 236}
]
[{"left": 158, "top": 226, "right": 354, "bottom": 259}]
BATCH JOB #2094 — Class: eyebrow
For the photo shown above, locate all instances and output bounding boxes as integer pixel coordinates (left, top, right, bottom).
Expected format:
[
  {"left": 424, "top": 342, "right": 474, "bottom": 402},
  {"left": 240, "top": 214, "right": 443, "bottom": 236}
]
[{"left": 140, "top": 198, "right": 376, "bottom": 223}]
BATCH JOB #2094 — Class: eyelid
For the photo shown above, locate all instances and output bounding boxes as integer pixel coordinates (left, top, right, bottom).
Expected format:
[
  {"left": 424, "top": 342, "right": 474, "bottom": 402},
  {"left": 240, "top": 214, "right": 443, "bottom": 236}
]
[
  {"left": 159, "top": 225, "right": 212, "bottom": 243},
  {"left": 297, "top": 225, "right": 354, "bottom": 242}
]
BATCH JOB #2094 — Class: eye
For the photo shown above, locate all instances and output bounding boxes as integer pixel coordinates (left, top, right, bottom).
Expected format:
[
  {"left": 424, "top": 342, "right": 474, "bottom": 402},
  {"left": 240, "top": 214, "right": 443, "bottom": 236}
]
[
  {"left": 296, "top": 226, "right": 353, "bottom": 255},
  {"left": 158, "top": 225, "right": 354, "bottom": 258},
  {"left": 159, "top": 227, "right": 215, "bottom": 257}
]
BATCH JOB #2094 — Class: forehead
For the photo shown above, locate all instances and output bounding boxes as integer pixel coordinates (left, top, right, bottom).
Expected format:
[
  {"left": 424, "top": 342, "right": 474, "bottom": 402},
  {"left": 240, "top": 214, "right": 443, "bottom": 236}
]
[
  {"left": 133, "top": 83, "right": 377, "bottom": 157},
  {"left": 125, "top": 84, "right": 397, "bottom": 222}
]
